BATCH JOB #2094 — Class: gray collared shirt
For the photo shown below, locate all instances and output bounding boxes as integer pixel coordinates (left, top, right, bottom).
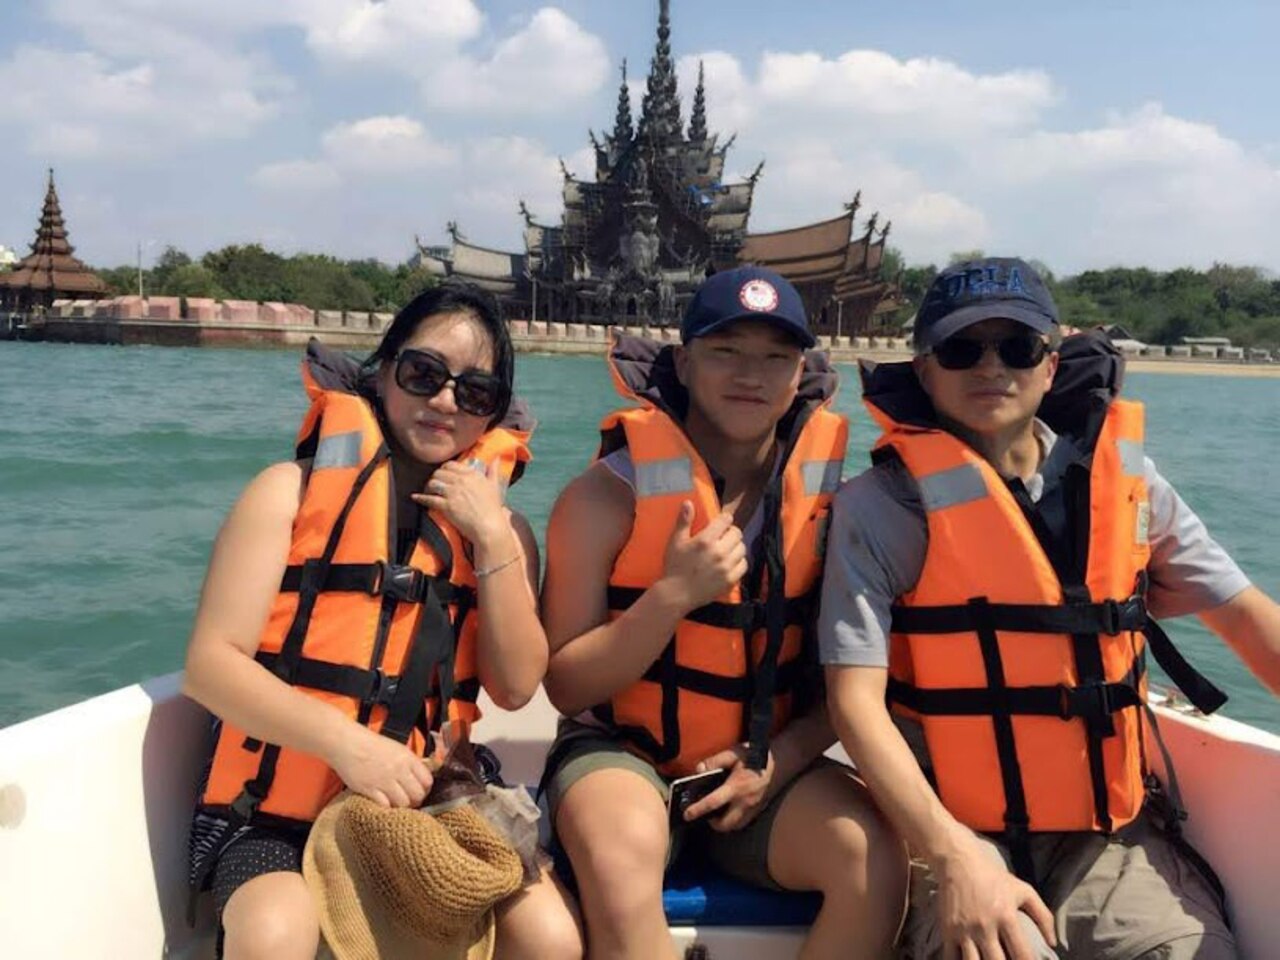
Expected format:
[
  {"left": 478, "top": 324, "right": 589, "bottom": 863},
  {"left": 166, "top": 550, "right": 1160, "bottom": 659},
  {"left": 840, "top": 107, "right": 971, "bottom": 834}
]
[{"left": 819, "top": 421, "right": 1250, "bottom": 668}]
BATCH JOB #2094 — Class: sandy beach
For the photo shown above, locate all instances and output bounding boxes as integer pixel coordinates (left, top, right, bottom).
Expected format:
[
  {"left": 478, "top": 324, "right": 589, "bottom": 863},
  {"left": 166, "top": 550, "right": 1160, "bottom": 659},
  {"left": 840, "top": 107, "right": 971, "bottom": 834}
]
[
  {"left": 745, "top": 346, "right": 1280, "bottom": 379},
  {"left": 1123, "top": 358, "right": 1280, "bottom": 378}
]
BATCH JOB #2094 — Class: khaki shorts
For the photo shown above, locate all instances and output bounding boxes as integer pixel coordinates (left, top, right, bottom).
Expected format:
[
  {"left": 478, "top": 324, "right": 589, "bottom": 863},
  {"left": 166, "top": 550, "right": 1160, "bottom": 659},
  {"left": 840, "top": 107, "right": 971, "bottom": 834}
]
[
  {"left": 544, "top": 717, "right": 841, "bottom": 891},
  {"left": 899, "top": 809, "right": 1236, "bottom": 960}
]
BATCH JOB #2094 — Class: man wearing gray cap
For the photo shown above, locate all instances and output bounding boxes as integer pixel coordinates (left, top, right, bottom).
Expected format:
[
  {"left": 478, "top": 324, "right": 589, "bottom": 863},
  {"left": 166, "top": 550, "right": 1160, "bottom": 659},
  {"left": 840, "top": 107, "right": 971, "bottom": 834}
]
[{"left": 820, "top": 257, "right": 1280, "bottom": 959}]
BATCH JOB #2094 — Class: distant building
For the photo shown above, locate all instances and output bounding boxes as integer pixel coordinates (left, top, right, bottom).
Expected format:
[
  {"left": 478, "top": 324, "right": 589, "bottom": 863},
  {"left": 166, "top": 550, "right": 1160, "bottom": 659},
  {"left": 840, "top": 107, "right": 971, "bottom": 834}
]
[
  {"left": 1093, "top": 324, "right": 1146, "bottom": 354},
  {"left": 1095, "top": 323, "right": 1136, "bottom": 341},
  {"left": 415, "top": 0, "right": 897, "bottom": 334},
  {"left": 0, "top": 169, "right": 108, "bottom": 312},
  {"left": 1179, "top": 336, "right": 1233, "bottom": 347}
]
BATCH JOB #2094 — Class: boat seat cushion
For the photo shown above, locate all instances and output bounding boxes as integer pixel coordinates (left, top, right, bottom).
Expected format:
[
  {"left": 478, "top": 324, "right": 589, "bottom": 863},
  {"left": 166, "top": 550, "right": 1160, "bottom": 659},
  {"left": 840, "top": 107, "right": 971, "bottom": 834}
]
[
  {"left": 662, "top": 861, "right": 822, "bottom": 927},
  {"left": 550, "top": 833, "right": 821, "bottom": 927}
]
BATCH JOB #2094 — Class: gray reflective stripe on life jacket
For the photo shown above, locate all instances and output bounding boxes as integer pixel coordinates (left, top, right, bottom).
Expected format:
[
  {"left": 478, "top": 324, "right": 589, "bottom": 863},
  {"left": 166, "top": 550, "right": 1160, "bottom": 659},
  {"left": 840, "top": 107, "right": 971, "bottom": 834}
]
[{"left": 916, "top": 462, "right": 987, "bottom": 512}]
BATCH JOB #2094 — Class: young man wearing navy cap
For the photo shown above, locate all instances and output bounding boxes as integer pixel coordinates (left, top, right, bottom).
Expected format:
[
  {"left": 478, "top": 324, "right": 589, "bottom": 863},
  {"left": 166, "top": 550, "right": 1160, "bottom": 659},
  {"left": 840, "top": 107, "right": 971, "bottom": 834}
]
[
  {"left": 540, "top": 266, "right": 909, "bottom": 959},
  {"left": 820, "top": 257, "right": 1280, "bottom": 959}
]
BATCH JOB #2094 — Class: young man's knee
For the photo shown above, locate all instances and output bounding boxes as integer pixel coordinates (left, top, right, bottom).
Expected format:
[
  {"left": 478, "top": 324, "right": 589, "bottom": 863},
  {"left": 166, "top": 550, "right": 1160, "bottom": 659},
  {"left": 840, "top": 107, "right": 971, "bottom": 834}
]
[
  {"left": 558, "top": 785, "right": 669, "bottom": 880},
  {"left": 566, "top": 808, "right": 668, "bottom": 883}
]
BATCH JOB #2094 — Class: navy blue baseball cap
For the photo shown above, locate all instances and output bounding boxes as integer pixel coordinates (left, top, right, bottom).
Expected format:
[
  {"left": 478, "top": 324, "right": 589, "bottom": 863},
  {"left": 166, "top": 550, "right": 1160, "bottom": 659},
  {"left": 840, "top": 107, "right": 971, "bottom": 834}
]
[
  {"left": 914, "top": 257, "right": 1058, "bottom": 353},
  {"left": 681, "top": 266, "right": 815, "bottom": 349}
]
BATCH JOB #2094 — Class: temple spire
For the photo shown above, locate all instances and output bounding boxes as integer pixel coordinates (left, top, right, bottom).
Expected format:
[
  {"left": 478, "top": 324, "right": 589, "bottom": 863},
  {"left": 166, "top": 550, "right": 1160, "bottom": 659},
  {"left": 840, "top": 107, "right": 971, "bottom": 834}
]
[
  {"left": 688, "top": 60, "right": 707, "bottom": 142},
  {"left": 640, "top": 0, "right": 681, "bottom": 142},
  {"left": 613, "top": 59, "right": 634, "bottom": 144},
  {"left": 0, "top": 168, "right": 107, "bottom": 309},
  {"left": 35, "top": 168, "right": 72, "bottom": 257}
]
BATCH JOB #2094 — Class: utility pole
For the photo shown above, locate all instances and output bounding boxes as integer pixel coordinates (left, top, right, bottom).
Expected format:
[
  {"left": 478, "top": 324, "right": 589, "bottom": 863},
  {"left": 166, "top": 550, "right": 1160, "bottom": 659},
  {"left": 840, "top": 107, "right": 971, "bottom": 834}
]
[{"left": 136, "top": 240, "right": 143, "bottom": 299}]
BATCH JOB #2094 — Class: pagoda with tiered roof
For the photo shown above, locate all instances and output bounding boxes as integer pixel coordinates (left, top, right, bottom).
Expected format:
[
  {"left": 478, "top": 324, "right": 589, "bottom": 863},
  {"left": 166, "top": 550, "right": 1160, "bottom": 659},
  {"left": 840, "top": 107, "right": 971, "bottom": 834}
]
[
  {"left": 0, "top": 170, "right": 107, "bottom": 313},
  {"left": 417, "top": 0, "right": 897, "bottom": 334}
]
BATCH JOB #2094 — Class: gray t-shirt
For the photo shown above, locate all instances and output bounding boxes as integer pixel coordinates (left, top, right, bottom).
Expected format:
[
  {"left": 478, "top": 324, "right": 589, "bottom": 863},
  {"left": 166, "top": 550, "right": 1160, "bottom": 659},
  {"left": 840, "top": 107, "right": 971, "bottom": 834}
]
[{"left": 819, "top": 421, "right": 1250, "bottom": 668}]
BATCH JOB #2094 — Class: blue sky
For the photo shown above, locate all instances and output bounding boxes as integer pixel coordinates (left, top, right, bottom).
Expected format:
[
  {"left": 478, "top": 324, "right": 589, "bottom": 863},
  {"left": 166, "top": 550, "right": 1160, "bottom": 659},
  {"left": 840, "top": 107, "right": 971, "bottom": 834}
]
[{"left": 1, "top": 1, "right": 1277, "bottom": 274}]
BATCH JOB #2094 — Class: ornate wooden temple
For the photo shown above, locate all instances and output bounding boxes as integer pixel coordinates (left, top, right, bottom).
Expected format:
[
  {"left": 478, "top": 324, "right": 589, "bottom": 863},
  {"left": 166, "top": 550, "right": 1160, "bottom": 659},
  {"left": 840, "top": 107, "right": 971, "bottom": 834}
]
[
  {"left": 0, "top": 170, "right": 108, "bottom": 313},
  {"left": 417, "top": 0, "right": 897, "bottom": 334}
]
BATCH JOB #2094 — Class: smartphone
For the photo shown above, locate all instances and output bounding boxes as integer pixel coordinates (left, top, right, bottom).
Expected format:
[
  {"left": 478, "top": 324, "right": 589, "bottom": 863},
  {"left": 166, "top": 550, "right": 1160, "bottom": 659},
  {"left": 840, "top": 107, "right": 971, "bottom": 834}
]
[{"left": 667, "top": 767, "right": 730, "bottom": 826}]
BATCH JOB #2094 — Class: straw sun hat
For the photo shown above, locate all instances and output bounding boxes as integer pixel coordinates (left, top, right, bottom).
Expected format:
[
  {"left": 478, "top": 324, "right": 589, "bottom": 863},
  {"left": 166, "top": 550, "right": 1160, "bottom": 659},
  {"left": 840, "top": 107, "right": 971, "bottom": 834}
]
[{"left": 303, "top": 791, "right": 524, "bottom": 960}]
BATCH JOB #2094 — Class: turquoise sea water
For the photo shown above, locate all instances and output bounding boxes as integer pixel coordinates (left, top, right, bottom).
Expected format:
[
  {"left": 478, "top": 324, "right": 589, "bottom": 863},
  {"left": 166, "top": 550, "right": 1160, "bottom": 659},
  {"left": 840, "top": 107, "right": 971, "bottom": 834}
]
[{"left": 0, "top": 341, "right": 1276, "bottom": 733}]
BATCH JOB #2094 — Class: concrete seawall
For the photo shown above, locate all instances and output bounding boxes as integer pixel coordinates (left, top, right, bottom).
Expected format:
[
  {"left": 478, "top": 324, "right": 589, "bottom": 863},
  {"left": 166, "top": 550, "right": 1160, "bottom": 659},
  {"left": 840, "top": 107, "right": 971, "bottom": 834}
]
[{"left": 10, "top": 297, "right": 1278, "bottom": 376}]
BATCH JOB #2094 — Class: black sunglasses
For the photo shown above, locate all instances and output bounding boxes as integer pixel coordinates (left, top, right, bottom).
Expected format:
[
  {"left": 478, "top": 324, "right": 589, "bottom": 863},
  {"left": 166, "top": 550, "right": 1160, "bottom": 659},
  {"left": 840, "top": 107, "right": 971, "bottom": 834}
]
[
  {"left": 393, "top": 348, "right": 507, "bottom": 418},
  {"left": 929, "top": 332, "right": 1051, "bottom": 371}
]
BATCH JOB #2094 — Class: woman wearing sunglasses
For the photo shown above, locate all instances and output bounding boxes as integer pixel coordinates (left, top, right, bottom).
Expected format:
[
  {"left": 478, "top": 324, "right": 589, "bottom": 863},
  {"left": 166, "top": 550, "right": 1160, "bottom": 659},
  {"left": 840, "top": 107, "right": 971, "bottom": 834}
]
[
  {"left": 821, "top": 257, "right": 1277, "bottom": 960},
  {"left": 182, "top": 283, "right": 583, "bottom": 960}
]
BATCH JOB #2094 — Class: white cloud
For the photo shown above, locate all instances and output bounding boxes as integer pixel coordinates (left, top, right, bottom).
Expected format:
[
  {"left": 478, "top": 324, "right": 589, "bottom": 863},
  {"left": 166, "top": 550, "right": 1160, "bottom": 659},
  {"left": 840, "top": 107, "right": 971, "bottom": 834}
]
[
  {"left": 0, "top": 0, "right": 604, "bottom": 161},
  {"left": 676, "top": 51, "right": 753, "bottom": 135},
  {"left": 969, "top": 103, "right": 1280, "bottom": 270},
  {"left": 298, "top": 0, "right": 485, "bottom": 63},
  {"left": 0, "top": 26, "right": 284, "bottom": 158},
  {"left": 252, "top": 115, "right": 458, "bottom": 197},
  {"left": 996, "top": 103, "right": 1243, "bottom": 180},
  {"left": 251, "top": 159, "right": 342, "bottom": 192},
  {"left": 756, "top": 50, "right": 1055, "bottom": 136},
  {"left": 423, "top": 8, "right": 610, "bottom": 114},
  {"left": 249, "top": 124, "right": 582, "bottom": 259},
  {"left": 43, "top": 0, "right": 484, "bottom": 59},
  {"left": 321, "top": 116, "right": 458, "bottom": 173}
]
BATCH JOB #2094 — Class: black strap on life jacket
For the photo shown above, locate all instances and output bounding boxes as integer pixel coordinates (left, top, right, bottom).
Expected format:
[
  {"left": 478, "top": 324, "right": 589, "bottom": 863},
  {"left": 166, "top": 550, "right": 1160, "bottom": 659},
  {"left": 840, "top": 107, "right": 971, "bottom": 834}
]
[
  {"left": 605, "top": 586, "right": 815, "bottom": 633},
  {"left": 1138, "top": 707, "right": 1230, "bottom": 921},
  {"left": 595, "top": 576, "right": 814, "bottom": 769},
  {"left": 742, "top": 477, "right": 788, "bottom": 771}
]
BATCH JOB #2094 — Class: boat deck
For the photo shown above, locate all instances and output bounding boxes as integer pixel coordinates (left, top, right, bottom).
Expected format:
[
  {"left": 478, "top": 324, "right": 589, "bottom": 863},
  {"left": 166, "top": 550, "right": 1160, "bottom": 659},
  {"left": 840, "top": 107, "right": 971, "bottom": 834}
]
[{"left": 0, "top": 674, "right": 1276, "bottom": 958}]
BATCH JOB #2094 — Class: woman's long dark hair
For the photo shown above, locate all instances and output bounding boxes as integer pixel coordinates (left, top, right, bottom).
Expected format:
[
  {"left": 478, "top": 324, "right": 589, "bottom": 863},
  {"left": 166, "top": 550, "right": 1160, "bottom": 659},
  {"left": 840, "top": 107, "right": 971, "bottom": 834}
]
[{"left": 365, "top": 281, "right": 515, "bottom": 426}]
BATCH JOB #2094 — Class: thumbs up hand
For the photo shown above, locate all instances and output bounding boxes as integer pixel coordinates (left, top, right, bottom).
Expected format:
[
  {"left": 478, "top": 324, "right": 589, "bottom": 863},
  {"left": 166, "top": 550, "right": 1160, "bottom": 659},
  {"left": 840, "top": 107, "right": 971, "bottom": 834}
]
[{"left": 660, "top": 502, "right": 748, "bottom": 612}]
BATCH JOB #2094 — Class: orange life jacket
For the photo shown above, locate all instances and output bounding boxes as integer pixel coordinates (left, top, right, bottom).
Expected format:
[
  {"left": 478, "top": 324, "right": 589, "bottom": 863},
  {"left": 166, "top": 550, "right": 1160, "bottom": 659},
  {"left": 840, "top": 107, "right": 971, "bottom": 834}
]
[
  {"left": 861, "top": 333, "right": 1225, "bottom": 875},
  {"left": 591, "top": 332, "right": 848, "bottom": 777},
  {"left": 198, "top": 340, "right": 533, "bottom": 829}
]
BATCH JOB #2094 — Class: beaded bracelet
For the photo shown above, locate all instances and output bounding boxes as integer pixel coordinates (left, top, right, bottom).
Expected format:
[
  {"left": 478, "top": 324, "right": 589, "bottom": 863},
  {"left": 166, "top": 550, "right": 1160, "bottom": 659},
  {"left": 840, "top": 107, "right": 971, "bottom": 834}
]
[{"left": 475, "top": 552, "right": 523, "bottom": 578}]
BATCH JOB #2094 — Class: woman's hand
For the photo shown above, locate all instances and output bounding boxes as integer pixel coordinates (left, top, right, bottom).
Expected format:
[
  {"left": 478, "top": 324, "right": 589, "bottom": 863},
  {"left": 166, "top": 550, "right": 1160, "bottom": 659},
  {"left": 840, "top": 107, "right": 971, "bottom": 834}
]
[
  {"left": 681, "top": 743, "right": 776, "bottom": 832},
  {"left": 412, "top": 458, "right": 509, "bottom": 549},
  {"left": 325, "top": 723, "right": 435, "bottom": 808}
]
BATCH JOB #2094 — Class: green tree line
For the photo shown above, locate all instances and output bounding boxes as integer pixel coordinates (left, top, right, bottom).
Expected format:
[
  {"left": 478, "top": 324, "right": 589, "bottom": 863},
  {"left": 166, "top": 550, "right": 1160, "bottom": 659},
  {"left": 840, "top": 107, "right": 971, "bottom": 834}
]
[
  {"left": 884, "top": 250, "right": 1280, "bottom": 349},
  {"left": 95, "top": 245, "right": 438, "bottom": 314},
  {"left": 91, "top": 243, "right": 1280, "bottom": 349}
]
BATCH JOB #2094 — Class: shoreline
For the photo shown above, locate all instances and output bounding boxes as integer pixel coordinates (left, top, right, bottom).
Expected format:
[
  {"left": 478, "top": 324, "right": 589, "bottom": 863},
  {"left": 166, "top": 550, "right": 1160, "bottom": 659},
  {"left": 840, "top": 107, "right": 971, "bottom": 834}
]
[
  {"left": 512, "top": 342, "right": 1280, "bottom": 379},
  {"left": 7, "top": 315, "right": 1279, "bottom": 378}
]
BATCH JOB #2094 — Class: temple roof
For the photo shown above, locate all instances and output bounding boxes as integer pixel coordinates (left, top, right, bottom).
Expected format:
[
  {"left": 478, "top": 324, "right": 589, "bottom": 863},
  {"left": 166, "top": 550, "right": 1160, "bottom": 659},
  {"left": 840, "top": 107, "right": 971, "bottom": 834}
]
[
  {"left": 739, "top": 204, "right": 893, "bottom": 303},
  {"left": 0, "top": 170, "right": 107, "bottom": 296},
  {"left": 452, "top": 236, "right": 527, "bottom": 282},
  {"left": 416, "top": 227, "right": 528, "bottom": 294},
  {"left": 739, "top": 211, "right": 855, "bottom": 281}
]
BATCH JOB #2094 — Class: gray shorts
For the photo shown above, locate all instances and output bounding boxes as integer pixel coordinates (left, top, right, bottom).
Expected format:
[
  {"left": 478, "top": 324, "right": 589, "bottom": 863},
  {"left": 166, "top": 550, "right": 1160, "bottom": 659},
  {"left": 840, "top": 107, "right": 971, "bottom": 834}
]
[
  {"left": 899, "top": 809, "right": 1236, "bottom": 960},
  {"left": 544, "top": 717, "right": 842, "bottom": 891}
]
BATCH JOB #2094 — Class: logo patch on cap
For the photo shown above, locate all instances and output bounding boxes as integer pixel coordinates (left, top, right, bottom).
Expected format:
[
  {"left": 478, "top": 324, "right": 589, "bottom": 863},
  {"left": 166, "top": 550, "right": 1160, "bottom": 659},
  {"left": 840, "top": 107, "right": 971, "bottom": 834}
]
[{"left": 739, "top": 278, "right": 780, "bottom": 313}]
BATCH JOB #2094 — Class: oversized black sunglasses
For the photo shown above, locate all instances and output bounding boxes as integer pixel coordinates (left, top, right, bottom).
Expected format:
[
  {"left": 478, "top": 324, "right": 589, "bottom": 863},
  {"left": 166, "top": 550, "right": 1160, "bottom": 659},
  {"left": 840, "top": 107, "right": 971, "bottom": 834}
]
[
  {"left": 929, "top": 332, "right": 1051, "bottom": 371},
  {"left": 393, "top": 348, "right": 507, "bottom": 418}
]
